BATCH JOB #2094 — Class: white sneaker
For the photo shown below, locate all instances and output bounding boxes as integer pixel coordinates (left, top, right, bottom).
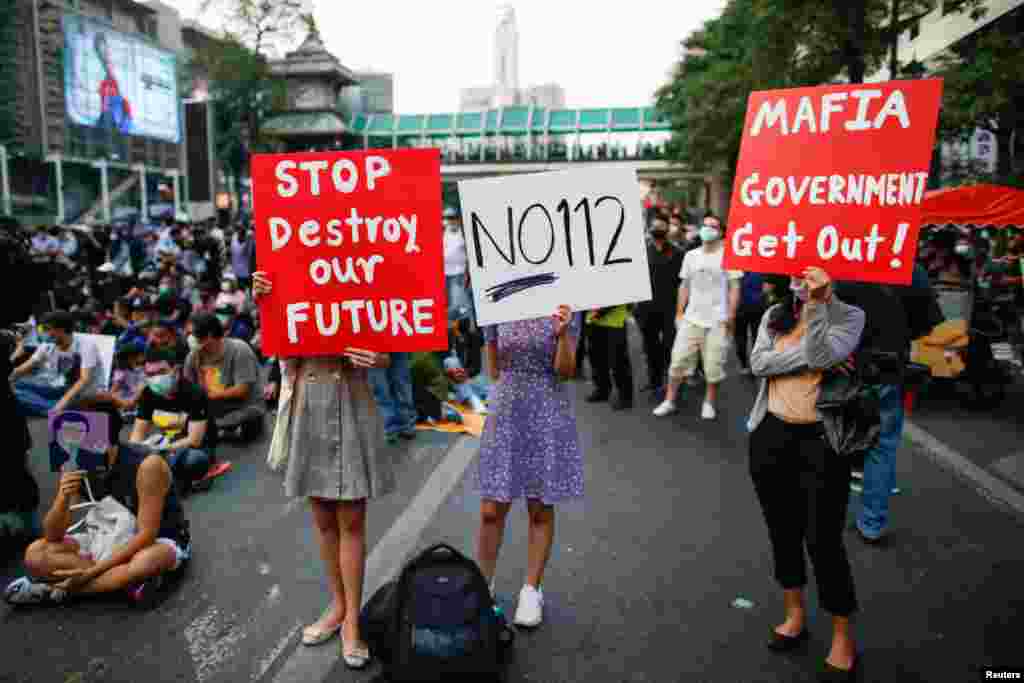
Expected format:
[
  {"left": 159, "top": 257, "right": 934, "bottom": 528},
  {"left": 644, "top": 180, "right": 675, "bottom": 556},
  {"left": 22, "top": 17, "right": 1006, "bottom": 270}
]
[
  {"left": 513, "top": 584, "right": 544, "bottom": 628},
  {"left": 4, "top": 577, "right": 64, "bottom": 605},
  {"left": 652, "top": 400, "right": 677, "bottom": 417},
  {"left": 701, "top": 402, "right": 717, "bottom": 420}
]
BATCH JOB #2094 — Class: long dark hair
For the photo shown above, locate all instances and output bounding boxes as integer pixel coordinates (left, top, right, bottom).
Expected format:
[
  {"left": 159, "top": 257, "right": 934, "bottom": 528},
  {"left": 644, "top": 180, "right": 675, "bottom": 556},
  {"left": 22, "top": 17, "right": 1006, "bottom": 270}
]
[{"left": 764, "top": 274, "right": 803, "bottom": 336}]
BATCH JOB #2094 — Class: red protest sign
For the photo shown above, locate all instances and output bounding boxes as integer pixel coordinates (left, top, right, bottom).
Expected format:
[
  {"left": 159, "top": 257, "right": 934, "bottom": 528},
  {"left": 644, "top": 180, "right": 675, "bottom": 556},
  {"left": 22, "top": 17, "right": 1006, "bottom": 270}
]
[
  {"left": 723, "top": 79, "right": 943, "bottom": 285},
  {"left": 252, "top": 148, "right": 447, "bottom": 356}
]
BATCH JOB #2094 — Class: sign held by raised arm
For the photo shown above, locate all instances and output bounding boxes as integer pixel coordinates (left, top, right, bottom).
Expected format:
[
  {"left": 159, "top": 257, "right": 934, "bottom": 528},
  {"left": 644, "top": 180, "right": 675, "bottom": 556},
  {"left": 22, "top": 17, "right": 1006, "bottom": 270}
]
[
  {"left": 724, "top": 79, "right": 944, "bottom": 285},
  {"left": 457, "top": 167, "right": 652, "bottom": 326}
]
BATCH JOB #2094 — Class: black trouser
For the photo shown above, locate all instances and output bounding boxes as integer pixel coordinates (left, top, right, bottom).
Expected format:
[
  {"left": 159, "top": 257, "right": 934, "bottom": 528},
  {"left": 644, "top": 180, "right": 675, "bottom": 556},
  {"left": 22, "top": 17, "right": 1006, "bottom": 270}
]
[
  {"left": 735, "top": 305, "right": 766, "bottom": 370},
  {"left": 587, "top": 325, "right": 633, "bottom": 401},
  {"left": 749, "top": 413, "right": 858, "bottom": 617},
  {"left": 576, "top": 320, "right": 589, "bottom": 376},
  {"left": 639, "top": 309, "right": 675, "bottom": 387}
]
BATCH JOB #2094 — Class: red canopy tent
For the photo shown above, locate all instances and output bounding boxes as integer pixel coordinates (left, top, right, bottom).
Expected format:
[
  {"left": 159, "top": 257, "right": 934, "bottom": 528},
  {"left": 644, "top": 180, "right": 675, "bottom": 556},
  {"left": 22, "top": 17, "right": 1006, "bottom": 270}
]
[{"left": 920, "top": 184, "right": 1024, "bottom": 228}]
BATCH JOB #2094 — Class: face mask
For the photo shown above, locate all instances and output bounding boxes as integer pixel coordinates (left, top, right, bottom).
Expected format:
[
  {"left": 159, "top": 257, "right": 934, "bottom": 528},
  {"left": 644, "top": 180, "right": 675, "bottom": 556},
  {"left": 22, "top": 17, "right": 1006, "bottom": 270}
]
[
  {"left": 699, "top": 226, "right": 721, "bottom": 243},
  {"left": 221, "top": 282, "right": 233, "bottom": 292},
  {"left": 217, "top": 314, "right": 231, "bottom": 327},
  {"left": 790, "top": 280, "right": 810, "bottom": 302},
  {"left": 147, "top": 373, "right": 176, "bottom": 397},
  {"left": 187, "top": 334, "right": 200, "bottom": 352},
  {"left": 954, "top": 244, "right": 971, "bottom": 256},
  {"left": 159, "top": 285, "right": 173, "bottom": 295},
  {"left": 38, "top": 332, "right": 55, "bottom": 344}
]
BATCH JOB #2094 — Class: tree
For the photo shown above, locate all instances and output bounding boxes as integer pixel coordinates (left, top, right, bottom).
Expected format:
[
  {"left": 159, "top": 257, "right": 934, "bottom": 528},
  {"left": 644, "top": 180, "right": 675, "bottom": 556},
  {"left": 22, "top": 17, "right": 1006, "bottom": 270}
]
[
  {"left": 192, "top": 0, "right": 309, "bottom": 177},
  {"left": 933, "top": 5, "right": 1024, "bottom": 182},
  {"left": 655, "top": 0, "right": 985, "bottom": 177}
]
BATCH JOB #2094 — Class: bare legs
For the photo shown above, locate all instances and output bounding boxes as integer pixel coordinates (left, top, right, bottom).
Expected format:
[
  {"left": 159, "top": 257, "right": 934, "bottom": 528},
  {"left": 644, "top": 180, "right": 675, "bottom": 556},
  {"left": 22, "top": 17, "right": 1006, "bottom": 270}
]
[
  {"left": 775, "top": 587, "right": 856, "bottom": 671},
  {"left": 309, "top": 499, "right": 346, "bottom": 632},
  {"left": 22, "top": 537, "right": 176, "bottom": 595},
  {"left": 309, "top": 498, "right": 368, "bottom": 652},
  {"left": 477, "top": 498, "right": 555, "bottom": 590}
]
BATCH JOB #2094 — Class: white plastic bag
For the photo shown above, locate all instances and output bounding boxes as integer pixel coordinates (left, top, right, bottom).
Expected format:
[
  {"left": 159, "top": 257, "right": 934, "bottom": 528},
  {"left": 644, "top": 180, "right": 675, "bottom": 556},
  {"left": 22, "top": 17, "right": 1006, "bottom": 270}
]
[{"left": 67, "top": 496, "right": 137, "bottom": 563}]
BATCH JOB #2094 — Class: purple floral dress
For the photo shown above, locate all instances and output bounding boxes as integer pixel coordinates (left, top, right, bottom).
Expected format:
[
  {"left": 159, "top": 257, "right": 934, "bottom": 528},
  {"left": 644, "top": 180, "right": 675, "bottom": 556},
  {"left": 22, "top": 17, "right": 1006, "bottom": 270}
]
[{"left": 476, "top": 313, "right": 585, "bottom": 504}]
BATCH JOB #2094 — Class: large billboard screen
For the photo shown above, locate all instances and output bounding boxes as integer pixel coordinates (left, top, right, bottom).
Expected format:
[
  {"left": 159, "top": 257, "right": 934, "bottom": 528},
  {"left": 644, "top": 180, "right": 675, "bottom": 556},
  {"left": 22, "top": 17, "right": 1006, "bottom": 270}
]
[{"left": 62, "top": 14, "right": 181, "bottom": 144}]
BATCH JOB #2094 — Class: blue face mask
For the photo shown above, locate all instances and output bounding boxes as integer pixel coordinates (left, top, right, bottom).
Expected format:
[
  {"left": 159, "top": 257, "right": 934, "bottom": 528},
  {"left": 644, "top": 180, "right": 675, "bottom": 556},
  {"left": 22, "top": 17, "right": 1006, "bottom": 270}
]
[
  {"left": 147, "top": 373, "right": 176, "bottom": 397},
  {"left": 38, "top": 332, "right": 56, "bottom": 344}
]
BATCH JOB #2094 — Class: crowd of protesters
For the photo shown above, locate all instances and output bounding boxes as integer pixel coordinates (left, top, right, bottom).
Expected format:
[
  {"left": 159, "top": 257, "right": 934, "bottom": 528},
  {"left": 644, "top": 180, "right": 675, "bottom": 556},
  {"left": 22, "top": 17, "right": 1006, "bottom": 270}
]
[{"left": 1, "top": 198, "right": 1022, "bottom": 677}]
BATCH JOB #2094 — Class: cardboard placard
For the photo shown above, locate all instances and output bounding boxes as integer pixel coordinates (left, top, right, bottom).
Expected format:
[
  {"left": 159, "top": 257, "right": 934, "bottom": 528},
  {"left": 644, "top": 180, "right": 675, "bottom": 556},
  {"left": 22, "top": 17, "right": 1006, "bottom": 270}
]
[
  {"left": 724, "top": 79, "right": 944, "bottom": 285},
  {"left": 252, "top": 149, "right": 448, "bottom": 355},
  {"left": 457, "top": 167, "right": 652, "bottom": 326}
]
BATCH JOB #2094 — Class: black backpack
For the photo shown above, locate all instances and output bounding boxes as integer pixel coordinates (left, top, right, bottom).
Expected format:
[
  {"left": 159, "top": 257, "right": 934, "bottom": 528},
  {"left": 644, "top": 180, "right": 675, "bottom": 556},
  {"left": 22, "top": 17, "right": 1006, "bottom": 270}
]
[{"left": 360, "top": 543, "right": 514, "bottom": 682}]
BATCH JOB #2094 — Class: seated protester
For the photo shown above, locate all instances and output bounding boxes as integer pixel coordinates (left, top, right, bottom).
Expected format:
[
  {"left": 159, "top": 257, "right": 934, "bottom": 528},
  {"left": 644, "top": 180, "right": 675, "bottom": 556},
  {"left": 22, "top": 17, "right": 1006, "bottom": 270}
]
[
  {"left": 130, "top": 347, "right": 214, "bottom": 493},
  {"left": 192, "top": 282, "right": 219, "bottom": 316},
  {"left": 215, "top": 303, "right": 255, "bottom": 344},
  {"left": 215, "top": 273, "right": 247, "bottom": 314},
  {"left": 154, "top": 282, "right": 185, "bottom": 328},
  {"left": 99, "top": 298, "right": 133, "bottom": 338},
  {"left": 116, "top": 295, "right": 155, "bottom": 350},
  {"left": 408, "top": 351, "right": 477, "bottom": 425},
  {"left": 0, "top": 330, "right": 39, "bottom": 541},
  {"left": 5, "top": 438, "right": 190, "bottom": 605},
  {"left": 184, "top": 313, "right": 265, "bottom": 441},
  {"left": 147, "top": 319, "right": 190, "bottom": 365},
  {"left": 442, "top": 353, "right": 489, "bottom": 414},
  {"left": 9, "top": 311, "right": 103, "bottom": 417},
  {"left": 92, "top": 340, "right": 147, "bottom": 415}
]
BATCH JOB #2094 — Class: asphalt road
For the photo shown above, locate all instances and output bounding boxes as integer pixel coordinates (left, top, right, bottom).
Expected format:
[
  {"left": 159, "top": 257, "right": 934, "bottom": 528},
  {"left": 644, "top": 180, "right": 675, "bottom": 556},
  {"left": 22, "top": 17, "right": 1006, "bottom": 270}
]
[{"left": 4, "top": 325, "right": 1024, "bottom": 683}]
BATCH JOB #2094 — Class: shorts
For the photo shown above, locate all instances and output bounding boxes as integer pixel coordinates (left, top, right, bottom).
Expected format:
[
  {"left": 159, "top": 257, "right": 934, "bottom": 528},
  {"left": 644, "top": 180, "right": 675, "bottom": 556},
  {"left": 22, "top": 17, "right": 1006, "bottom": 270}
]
[
  {"left": 669, "top": 320, "right": 731, "bottom": 384},
  {"left": 64, "top": 534, "right": 190, "bottom": 571}
]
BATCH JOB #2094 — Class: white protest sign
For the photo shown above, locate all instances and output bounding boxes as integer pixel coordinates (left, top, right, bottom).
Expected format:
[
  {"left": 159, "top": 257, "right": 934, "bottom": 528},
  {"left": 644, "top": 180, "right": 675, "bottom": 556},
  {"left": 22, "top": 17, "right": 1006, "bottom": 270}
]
[
  {"left": 457, "top": 167, "right": 652, "bottom": 326},
  {"left": 75, "top": 333, "right": 116, "bottom": 391}
]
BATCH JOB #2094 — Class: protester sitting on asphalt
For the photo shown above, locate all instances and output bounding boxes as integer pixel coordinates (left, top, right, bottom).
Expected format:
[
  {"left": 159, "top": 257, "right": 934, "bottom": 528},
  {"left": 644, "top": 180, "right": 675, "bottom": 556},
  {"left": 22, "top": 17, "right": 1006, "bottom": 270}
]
[
  {"left": 91, "top": 339, "right": 147, "bottom": 416},
  {"left": 147, "top": 318, "right": 190, "bottom": 364},
  {"left": 129, "top": 346, "right": 214, "bottom": 494},
  {"left": 5, "top": 437, "right": 190, "bottom": 606},
  {"left": 746, "top": 266, "right": 865, "bottom": 680},
  {"left": 9, "top": 311, "right": 103, "bottom": 417},
  {"left": 254, "top": 270, "right": 393, "bottom": 670},
  {"left": 215, "top": 272, "right": 248, "bottom": 314},
  {"left": 184, "top": 313, "right": 265, "bottom": 442}
]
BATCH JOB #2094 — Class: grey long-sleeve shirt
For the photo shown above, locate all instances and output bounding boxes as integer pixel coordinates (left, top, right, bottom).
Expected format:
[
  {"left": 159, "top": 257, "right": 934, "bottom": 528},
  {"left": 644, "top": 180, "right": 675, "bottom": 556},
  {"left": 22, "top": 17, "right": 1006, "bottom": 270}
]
[{"left": 746, "top": 296, "right": 866, "bottom": 432}]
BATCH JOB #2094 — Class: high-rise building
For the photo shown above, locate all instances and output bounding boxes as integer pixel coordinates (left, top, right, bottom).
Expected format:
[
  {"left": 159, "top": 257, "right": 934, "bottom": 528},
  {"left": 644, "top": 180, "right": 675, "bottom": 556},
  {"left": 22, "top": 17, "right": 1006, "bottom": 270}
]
[{"left": 459, "top": 4, "right": 565, "bottom": 111}]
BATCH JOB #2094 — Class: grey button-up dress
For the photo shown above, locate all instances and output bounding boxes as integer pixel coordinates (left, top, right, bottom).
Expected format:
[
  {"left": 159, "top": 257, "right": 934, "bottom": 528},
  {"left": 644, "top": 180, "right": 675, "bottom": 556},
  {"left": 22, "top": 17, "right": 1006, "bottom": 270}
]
[{"left": 283, "top": 357, "right": 396, "bottom": 501}]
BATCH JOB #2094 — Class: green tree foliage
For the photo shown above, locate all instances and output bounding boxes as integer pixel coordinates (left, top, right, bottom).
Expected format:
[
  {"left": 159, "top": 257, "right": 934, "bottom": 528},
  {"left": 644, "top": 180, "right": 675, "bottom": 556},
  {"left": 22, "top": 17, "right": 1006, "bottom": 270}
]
[
  {"left": 656, "top": 0, "right": 984, "bottom": 177},
  {"left": 191, "top": 0, "right": 307, "bottom": 177},
  {"left": 933, "top": 5, "right": 1023, "bottom": 182}
]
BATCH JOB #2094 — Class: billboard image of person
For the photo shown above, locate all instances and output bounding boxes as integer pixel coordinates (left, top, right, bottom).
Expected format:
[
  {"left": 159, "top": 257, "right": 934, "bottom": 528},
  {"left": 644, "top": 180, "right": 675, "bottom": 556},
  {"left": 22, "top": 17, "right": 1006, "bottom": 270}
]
[
  {"left": 94, "top": 33, "right": 134, "bottom": 135},
  {"left": 63, "top": 15, "right": 180, "bottom": 144}
]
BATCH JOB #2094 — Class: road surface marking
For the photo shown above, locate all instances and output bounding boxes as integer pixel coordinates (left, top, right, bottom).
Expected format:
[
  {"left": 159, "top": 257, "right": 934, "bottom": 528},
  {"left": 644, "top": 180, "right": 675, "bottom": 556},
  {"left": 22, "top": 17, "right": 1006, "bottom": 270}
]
[
  {"left": 904, "top": 420, "right": 1024, "bottom": 517},
  {"left": 185, "top": 584, "right": 283, "bottom": 682},
  {"left": 268, "top": 435, "right": 478, "bottom": 683}
]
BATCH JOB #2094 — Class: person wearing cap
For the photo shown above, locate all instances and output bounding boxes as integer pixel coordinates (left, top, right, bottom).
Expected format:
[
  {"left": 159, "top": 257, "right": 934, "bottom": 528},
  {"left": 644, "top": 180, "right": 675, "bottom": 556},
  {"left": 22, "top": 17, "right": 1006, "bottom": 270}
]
[
  {"left": 184, "top": 313, "right": 265, "bottom": 442},
  {"left": 129, "top": 346, "right": 213, "bottom": 493},
  {"left": 216, "top": 273, "right": 248, "bottom": 314},
  {"left": 635, "top": 211, "right": 684, "bottom": 396}
]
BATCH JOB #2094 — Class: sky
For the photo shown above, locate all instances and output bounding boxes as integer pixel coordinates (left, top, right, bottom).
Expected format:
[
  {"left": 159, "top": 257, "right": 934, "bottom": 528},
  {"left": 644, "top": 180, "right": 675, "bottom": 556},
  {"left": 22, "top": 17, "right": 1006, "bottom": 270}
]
[{"left": 165, "top": 0, "right": 726, "bottom": 113}]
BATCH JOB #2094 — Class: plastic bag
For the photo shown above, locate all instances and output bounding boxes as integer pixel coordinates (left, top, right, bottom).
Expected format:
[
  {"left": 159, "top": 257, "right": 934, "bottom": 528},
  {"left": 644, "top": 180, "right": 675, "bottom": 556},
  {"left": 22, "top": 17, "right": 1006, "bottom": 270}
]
[{"left": 67, "top": 496, "right": 137, "bottom": 563}]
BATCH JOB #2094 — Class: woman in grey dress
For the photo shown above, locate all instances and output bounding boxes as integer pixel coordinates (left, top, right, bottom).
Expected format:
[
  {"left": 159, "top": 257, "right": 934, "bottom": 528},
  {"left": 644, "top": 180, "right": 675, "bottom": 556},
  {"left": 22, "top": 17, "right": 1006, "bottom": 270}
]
[{"left": 253, "top": 271, "right": 395, "bottom": 670}]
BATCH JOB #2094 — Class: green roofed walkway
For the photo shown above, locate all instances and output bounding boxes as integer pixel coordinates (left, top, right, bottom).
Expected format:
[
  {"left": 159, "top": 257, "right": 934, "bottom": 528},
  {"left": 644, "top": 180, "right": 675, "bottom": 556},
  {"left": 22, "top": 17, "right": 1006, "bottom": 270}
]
[{"left": 338, "top": 105, "right": 728, "bottom": 215}]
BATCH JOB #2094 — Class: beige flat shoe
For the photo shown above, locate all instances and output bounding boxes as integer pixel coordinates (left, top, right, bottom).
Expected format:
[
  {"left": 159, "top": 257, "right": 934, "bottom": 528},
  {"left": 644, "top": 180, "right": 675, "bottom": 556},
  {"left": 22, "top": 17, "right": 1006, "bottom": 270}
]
[
  {"left": 301, "top": 622, "right": 341, "bottom": 646},
  {"left": 341, "top": 638, "right": 371, "bottom": 670}
]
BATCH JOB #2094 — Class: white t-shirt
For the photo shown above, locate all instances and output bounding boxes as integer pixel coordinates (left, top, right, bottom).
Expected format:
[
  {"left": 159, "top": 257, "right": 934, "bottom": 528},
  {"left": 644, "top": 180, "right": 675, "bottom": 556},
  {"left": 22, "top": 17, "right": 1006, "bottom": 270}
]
[
  {"left": 29, "top": 336, "right": 101, "bottom": 396},
  {"left": 679, "top": 246, "right": 744, "bottom": 328},
  {"left": 444, "top": 230, "right": 468, "bottom": 277}
]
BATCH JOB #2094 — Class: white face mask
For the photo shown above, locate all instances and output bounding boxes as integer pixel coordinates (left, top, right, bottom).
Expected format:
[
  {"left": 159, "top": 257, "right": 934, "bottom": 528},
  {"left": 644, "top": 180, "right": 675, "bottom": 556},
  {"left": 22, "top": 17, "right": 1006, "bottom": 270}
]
[
  {"left": 221, "top": 282, "right": 233, "bottom": 293},
  {"left": 187, "top": 334, "right": 200, "bottom": 351}
]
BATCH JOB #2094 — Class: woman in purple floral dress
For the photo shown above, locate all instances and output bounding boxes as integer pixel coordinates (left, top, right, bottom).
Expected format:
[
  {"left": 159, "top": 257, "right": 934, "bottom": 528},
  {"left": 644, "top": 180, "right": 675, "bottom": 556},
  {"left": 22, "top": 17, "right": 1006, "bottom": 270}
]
[{"left": 476, "top": 304, "right": 583, "bottom": 629}]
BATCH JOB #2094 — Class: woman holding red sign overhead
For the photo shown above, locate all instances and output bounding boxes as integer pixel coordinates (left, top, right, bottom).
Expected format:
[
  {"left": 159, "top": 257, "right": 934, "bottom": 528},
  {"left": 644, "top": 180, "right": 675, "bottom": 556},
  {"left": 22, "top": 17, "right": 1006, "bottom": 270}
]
[
  {"left": 746, "top": 267, "right": 865, "bottom": 681},
  {"left": 475, "top": 304, "right": 583, "bottom": 629},
  {"left": 253, "top": 271, "right": 394, "bottom": 671}
]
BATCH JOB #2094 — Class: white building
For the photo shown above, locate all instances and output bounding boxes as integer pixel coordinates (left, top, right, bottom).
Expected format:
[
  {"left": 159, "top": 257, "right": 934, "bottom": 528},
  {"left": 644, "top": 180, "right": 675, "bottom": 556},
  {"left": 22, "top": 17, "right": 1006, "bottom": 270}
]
[
  {"left": 871, "top": 0, "right": 1024, "bottom": 180},
  {"left": 459, "top": 4, "right": 566, "bottom": 111}
]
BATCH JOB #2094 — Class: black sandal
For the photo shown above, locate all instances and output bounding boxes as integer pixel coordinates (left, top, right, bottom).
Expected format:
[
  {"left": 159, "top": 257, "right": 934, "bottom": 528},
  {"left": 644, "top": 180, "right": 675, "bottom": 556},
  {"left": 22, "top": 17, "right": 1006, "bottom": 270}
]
[
  {"left": 766, "top": 628, "right": 808, "bottom": 652},
  {"left": 819, "top": 654, "right": 858, "bottom": 682}
]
